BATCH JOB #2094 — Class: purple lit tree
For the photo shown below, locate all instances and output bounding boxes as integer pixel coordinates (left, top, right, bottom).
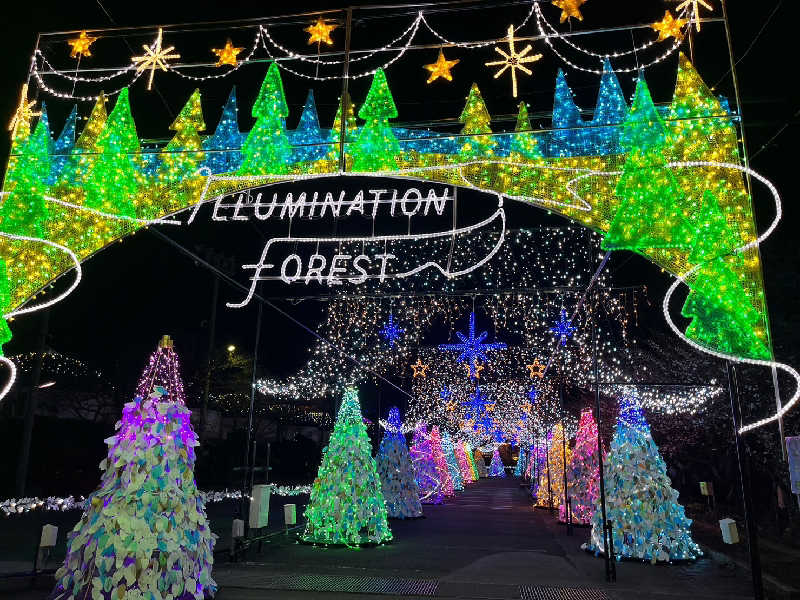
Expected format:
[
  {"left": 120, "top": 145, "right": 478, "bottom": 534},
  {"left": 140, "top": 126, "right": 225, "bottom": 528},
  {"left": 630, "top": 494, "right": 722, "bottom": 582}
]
[
  {"left": 488, "top": 448, "right": 506, "bottom": 477},
  {"left": 409, "top": 423, "right": 443, "bottom": 504},
  {"left": 52, "top": 336, "right": 215, "bottom": 600}
]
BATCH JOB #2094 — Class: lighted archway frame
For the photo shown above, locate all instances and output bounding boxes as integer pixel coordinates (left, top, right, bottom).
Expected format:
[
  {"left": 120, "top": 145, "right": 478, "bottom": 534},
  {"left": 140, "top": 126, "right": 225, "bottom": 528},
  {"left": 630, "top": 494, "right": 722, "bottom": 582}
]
[{"left": 0, "top": 57, "right": 792, "bottom": 433}]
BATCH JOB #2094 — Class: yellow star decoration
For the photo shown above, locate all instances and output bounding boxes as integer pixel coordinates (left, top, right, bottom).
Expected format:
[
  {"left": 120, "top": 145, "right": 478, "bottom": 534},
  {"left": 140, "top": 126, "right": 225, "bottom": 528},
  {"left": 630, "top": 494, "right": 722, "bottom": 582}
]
[
  {"left": 651, "top": 11, "right": 687, "bottom": 42},
  {"left": 462, "top": 418, "right": 475, "bottom": 430},
  {"left": 67, "top": 31, "right": 98, "bottom": 59},
  {"left": 526, "top": 358, "right": 546, "bottom": 379},
  {"left": 305, "top": 19, "right": 337, "bottom": 46},
  {"left": 674, "top": 0, "right": 713, "bottom": 32},
  {"left": 211, "top": 39, "right": 244, "bottom": 67},
  {"left": 132, "top": 28, "right": 180, "bottom": 91},
  {"left": 446, "top": 400, "right": 458, "bottom": 412},
  {"left": 8, "top": 84, "right": 41, "bottom": 137},
  {"left": 424, "top": 49, "right": 460, "bottom": 84},
  {"left": 485, "top": 24, "right": 543, "bottom": 98},
  {"left": 464, "top": 361, "right": 484, "bottom": 379},
  {"left": 521, "top": 402, "right": 533, "bottom": 415},
  {"left": 485, "top": 401, "right": 497, "bottom": 413},
  {"left": 411, "top": 359, "right": 430, "bottom": 378},
  {"left": 552, "top": 0, "right": 587, "bottom": 23}
]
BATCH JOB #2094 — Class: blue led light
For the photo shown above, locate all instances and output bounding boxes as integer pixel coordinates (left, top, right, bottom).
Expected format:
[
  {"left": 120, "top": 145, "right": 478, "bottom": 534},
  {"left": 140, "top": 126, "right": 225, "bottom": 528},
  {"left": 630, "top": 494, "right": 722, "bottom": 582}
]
[
  {"left": 379, "top": 313, "right": 404, "bottom": 348},
  {"left": 438, "top": 311, "right": 506, "bottom": 377},
  {"left": 550, "top": 308, "right": 577, "bottom": 346}
]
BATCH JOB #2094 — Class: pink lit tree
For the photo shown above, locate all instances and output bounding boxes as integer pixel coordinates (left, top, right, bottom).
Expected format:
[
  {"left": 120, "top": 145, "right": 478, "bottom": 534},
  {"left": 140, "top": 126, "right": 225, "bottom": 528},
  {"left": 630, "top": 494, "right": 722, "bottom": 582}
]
[
  {"left": 430, "top": 426, "right": 454, "bottom": 497},
  {"left": 454, "top": 441, "right": 474, "bottom": 484},
  {"left": 52, "top": 336, "right": 215, "bottom": 600},
  {"left": 560, "top": 407, "right": 600, "bottom": 524}
]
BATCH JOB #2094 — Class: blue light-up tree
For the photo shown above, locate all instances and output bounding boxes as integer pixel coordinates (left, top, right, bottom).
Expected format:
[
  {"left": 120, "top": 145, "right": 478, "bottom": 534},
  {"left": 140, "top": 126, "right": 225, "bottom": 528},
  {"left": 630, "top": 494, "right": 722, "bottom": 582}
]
[
  {"left": 489, "top": 448, "right": 506, "bottom": 477},
  {"left": 376, "top": 407, "right": 423, "bottom": 519},
  {"left": 514, "top": 446, "right": 527, "bottom": 477},
  {"left": 590, "top": 58, "right": 628, "bottom": 154},
  {"left": 293, "top": 89, "right": 326, "bottom": 162},
  {"left": 439, "top": 312, "right": 506, "bottom": 378},
  {"left": 50, "top": 105, "right": 76, "bottom": 183},
  {"left": 550, "top": 69, "right": 585, "bottom": 156},
  {"left": 587, "top": 393, "right": 701, "bottom": 562},
  {"left": 441, "top": 431, "right": 464, "bottom": 491},
  {"left": 203, "top": 87, "right": 243, "bottom": 174}
]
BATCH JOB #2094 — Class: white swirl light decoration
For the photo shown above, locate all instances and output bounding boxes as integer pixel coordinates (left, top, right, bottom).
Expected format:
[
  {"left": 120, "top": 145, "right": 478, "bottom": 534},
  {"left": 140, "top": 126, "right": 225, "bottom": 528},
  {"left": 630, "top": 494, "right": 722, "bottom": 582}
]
[
  {"left": 533, "top": 2, "right": 687, "bottom": 74},
  {"left": 36, "top": 51, "right": 136, "bottom": 83}
]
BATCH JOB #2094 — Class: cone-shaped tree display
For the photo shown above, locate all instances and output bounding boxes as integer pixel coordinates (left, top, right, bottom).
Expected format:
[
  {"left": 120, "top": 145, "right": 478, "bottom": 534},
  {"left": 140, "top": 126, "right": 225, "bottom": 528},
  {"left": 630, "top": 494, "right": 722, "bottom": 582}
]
[
  {"left": 560, "top": 407, "right": 599, "bottom": 524},
  {"left": 430, "top": 426, "right": 454, "bottom": 497},
  {"left": 239, "top": 63, "right": 292, "bottom": 175},
  {"left": 441, "top": 432, "right": 464, "bottom": 491},
  {"left": 56, "top": 93, "right": 107, "bottom": 188},
  {"left": 50, "top": 105, "right": 77, "bottom": 183},
  {"left": 455, "top": 441, "right": 474, "bottom": 483},
  {"left": 459, "top": 83, "right": 496, "bottom": 160},
  {"left": 489, "top": 448, "right": 506, "bottom": 477},
  {"left": 293, "top": 90, "right": 326, "bottom": 162},
  {"left": 587, "top": 393, "right": 701, "bottom": 562},
  {"left": 473, "top": 448, "right": 488, "bottom": 478},
  {"left": 52, "top": 336, "right": 215, "bottom": 600},
  {"left": 352, "top": 69, "right": 400, "bottom": 171},
  {"left": 375, "top": 407, "right": 423, "bottom": 519},
  {"left": 328, "top": 92, "right": 358, "bottom": 160},
  {"left": 465, "top": 442, "right": 480, "bottom": 480},
  {"left": 550, "top": 69, "right": 585, "bottom": 156},
  {"left": 203, "top": 87, "right": 243, "bottom": 173},
  {"left": 590, "top": 58, "right": 628, "bottom": 154},
  {"left": 514, "top": 446, "right": 527, "bottom": 477},
  {"left": 410, "top": 423, "right": 443, "bottom": 504},
  {"left": 537, "top": 425, "right": 571, "bottom": 508},
  {"left": 302, "top": 388, "right": 392, "bottom": 546},
  {"left": 158, "top": 89, "right": 206, "bottom": 185}
]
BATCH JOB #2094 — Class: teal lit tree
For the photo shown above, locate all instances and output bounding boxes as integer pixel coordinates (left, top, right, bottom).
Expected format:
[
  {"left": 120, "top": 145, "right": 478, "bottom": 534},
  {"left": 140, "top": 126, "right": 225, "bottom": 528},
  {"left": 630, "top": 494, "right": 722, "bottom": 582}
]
[
  {"left": 238, "top": 63, "right": 292, "bottom": 175},
  {"left": 590, "top": 58, "right": 627, "bottom": 154},
  {"left": 158, "top": 89, "right": 206, "bottom": 185},
  {"left": 52, "top": 337, "right": 216, "bottom": 599},
  {"left": 352, "top": 69, "right": 400, "bottom": 172},
  {"left": 550, "top": 69, "right": 585, "bottom": 156},
  {"left": 293, "top": 90, "right": 326, "bottom": 162},
  {"left": 56, "top": 93, "right": 107, "bottom": 187},
  {"left": 514, "top": 446, "right": 527, "bottom": 477},
  {"left": 376, "top": 407, "right": 423, "bottom": 519},
  {"left": 441, "top": 432, "right": 464, "bottom": 491},
  {"left": 681, "top": 191, "right": 769, "bottom": 359},
  {"left": 602, "top": 76, "right": 693, "bottom": 251},
  {"left": 84, "top": 88, "right": 140, "bottom": 217},
  {"left": 587, "top": 393, "right": 701, "bottom": 562},
  {"left": 50, "top": 105, "right": 77, "bottom": 183},
  {"left": 302, "top": 388, "right": 392, "bottom": 545},
  {"left": 0, "top": 114, "right": 51, "bottom": 237},
  {"left": 203, "top": 87, "right": 243, "bottom": 174}
]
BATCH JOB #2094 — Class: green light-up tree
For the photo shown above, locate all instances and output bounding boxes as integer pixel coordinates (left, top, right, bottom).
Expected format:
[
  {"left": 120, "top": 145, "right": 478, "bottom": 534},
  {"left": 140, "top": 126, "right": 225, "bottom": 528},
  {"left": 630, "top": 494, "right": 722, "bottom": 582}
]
[
  {"left": 602, "top": 76, "right": 693, "bottom": 251},
  {"left": 0, "top": 260, "right": 12, "bottom": 354},
  {"left": 239, "top": 62, "right": 292, "bottom": 175},
  {"left": 459, "top": 83, "right": 496, "bottom": 159},
  {"left": 352, "top": 69, "right": 400, "bottom": 172},
  {"left": 328, "top": 92, "right": 358, "bottom": 162},
  {"left": 84, "top": 89, "right": 139, "bottom": 217},
  {"left": 302, "top": 388, "right": 392, "bottom": 546},
  {"left": 56, "top": 93, "right": 108, "bottom": 187},
  {"left": 0, "top": 114, "right": 51, "bottom": 237},
  {"left": 158, "top": 89, "right": 206, "bottom": 185}
]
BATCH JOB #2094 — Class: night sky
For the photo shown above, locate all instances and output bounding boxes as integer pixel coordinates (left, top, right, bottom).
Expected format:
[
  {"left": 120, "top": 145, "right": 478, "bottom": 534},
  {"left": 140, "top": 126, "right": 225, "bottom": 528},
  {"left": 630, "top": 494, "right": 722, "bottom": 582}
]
[{"left": 0, "top": 0, "right": 797, "bottom": 407}]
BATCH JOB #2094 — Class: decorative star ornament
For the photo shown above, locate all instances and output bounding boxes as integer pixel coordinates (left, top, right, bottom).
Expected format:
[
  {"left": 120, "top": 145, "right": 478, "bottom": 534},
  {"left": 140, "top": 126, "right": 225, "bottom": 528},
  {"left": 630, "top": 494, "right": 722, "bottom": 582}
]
[
  {"left": 446, "top": 400, "right": 458, "bottom": 412},
  {"left": 651, "top": 11, "right": 687, "bottom": 42},
  {"left": 8, "top": 84, "right": 40, "bottom": 137},
  {"left": 132, "top": 28, "right": 181, "bottom": 91},
  {"left": 305, "top": 18, "right": 337, "bottom": 46},
  {"left": 379, "top": 313, "right": 405, "bottom": 347},
  {"left": 550, "top": 308, "right": 577, "bottom": 346},
  {"left": 212, "top": 38, "right": 244, "bottom": 67},
  {"left": 411, "top": 358, "right": 429, "bottom": 378},
  {"left": 68, "top": 31, "right": 98, "bottom": 59},
  {"left": 462, "top": 418, "right": 476, "bottom": 430},
  {"left": 439, "top": 311, "right": 506, "bottom": 373},
  {"left": 464, "top": 361, "right": 484, "bottom": 379},
  {"left": 424, "top": 49, "right": 460, "bottom": 84},
  {"left": 526, "top": 358, "right": 546, "bottom": 379},
  {"left": 674, "top": 0, "right": 713, "bottom": 32},
  {"left": 521, "top": 401, "right": 533, "bottom": 415},
  {"left": 485, "top": 401, "right": 497, "bottom": 413},
  {"left": 552, "top": 0, "right": 587, "bottom": 23},
  {"left": 485, "top": 25, "right": 543, "bottom": 98}
]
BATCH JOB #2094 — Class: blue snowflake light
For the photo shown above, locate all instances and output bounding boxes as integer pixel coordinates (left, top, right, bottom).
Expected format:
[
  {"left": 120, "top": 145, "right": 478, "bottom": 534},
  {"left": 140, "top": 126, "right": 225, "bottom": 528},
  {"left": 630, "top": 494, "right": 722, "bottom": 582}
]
[
  {"left": 528, "top": 385, "right": 539, "bottom": 403},
  {"left": 462, "top": 386, "right": 488, "bottom": 419},
  {"left": 493, "top": 429, "right": 506, "bottom": 443},
  {"left": 440, "top": 385, "right": 452, "bottom": 401},
  {"left": 550, "top": 308, "right": 576, "bottom": 346},
  {"left": 439, "top": 311, "right": 506, "bottom": 377},
  {"left": 379, "top": 314, "right": 404, "bottom": 347},
  {"left": 475, "top": 415, "right": 494, "bottom": 434},
  {"left": 618, "top": 392, "right": 649, "bottom": 433}
]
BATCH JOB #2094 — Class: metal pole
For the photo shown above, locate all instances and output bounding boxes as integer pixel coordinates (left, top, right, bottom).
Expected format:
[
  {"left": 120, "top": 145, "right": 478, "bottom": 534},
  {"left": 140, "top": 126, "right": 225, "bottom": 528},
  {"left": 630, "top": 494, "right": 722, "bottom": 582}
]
[
  {"left": 201, "top": 275, "right": 219, "bottom": 438},
  {"left": 338, "top": 7, "right": 353, "bottom": 173},
  {"left": 242, "top": 301, "right": 264, "bottom": 529},
  {"left": 592, "top": 297, "right": 614, "bottom": 583},
  {"left": 727, "top": 361, "right": 764, "bottom": 600},
  {"left": 15, "top": 309, "right": 49, "bottom": 497}
]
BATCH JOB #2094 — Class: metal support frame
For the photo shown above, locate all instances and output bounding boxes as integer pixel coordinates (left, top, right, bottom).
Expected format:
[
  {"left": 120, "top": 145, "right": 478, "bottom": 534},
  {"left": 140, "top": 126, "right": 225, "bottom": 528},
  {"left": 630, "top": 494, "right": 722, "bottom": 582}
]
[{"left": 241, "top": 301, "right": 264, "bottom": 531}]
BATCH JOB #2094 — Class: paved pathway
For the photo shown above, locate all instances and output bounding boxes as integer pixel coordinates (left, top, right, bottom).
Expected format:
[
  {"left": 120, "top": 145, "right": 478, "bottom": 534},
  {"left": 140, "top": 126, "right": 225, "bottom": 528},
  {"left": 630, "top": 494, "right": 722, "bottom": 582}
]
[{"left": 213, "top": 478, "right": 758, "bottom": 600}]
